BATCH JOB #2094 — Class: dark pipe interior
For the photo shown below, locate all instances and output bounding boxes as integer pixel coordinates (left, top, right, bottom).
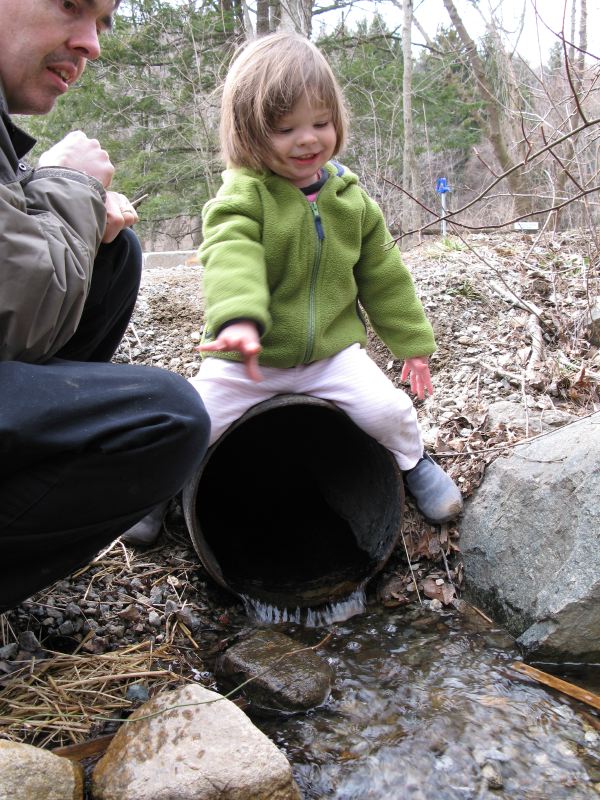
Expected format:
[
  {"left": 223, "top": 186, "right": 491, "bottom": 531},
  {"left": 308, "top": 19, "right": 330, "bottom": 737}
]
[{"left": 191, "top": 398, "right": 403, "bottom": 606}]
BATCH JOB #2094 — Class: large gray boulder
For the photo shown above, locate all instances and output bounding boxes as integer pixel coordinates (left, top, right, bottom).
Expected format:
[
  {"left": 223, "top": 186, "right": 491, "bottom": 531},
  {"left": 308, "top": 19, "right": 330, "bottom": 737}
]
[{"left": 460, "top": 412, "right": 600, "bottom": 661}]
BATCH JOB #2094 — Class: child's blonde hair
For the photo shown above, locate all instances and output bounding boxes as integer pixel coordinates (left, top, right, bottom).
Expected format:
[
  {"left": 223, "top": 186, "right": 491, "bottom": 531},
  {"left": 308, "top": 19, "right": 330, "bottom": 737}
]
[{"left": 220, "top": 31, "right": 348, "bottom": 171}]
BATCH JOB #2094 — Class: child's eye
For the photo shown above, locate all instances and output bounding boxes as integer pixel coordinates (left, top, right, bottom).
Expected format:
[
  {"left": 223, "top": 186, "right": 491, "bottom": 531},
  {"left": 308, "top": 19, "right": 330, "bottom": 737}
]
[
  {"left": 314, "top": 122, "right": 329, "bottom": 128},
  {"left": 275, "top": 128, "right": 293, "bottom": 135}
]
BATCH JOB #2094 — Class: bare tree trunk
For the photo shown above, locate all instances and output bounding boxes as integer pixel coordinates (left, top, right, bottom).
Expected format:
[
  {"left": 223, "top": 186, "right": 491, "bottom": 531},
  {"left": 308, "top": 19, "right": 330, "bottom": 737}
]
[
  {"left": 401, "top": 0, "right": 417, "bottom": 238},
  {"left": 270, "top": 0, "right": 281, "bottom": 30},
  {"left": 278, "top": 0, "right": 312, "bottom": 35},
  {"left": 442, "top": 0, "right": 531, "bottom": 217},
  {"left": 577, "top": 0, "right": 587, "bottom": 75},
  {"left": 569, "top": 0, "right": 577, "bottom": 64},
  {"left": 553, "top": 0, "right": 588, "bottom": 229},
  {"left": 257, "top": 0, "right": 270, "bottom": 34}
]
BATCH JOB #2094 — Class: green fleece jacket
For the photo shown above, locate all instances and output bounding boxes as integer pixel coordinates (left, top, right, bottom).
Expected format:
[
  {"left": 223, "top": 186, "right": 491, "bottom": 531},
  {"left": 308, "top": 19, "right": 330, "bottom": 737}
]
[{"left": 200, "top": 161, "right": 435, "bottom": 368}]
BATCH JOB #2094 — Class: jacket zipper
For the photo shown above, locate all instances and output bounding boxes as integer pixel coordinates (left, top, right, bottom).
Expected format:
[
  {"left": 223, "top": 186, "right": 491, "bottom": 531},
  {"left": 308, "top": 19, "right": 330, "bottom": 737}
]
[{"left": 303, "top": 200, "right": 324, "bottom": 362}]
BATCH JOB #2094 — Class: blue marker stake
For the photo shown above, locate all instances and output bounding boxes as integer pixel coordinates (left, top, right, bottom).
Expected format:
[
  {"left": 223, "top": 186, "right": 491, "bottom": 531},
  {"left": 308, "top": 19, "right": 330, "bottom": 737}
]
[{"left": 435, "top": 177, "right": 451, "bottom": 236}]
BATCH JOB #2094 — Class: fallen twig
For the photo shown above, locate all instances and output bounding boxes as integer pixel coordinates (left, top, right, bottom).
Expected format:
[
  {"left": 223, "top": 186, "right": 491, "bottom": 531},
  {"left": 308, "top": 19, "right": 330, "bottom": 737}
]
[
  {"left": 511, "top": 662, "right": 600, "bottom": 711},
  {"left": 52, "top": 732, "right": 115, "bottom": 761},
  {"left": 525, "top": 313, "right": 546, "bottom": 383},
  {"left": 558, "top": 352, "right": 600, "bottom": 382}
]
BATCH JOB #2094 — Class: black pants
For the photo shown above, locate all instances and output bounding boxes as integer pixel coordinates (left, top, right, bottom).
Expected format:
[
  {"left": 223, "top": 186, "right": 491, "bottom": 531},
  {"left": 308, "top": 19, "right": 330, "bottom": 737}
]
[{"left": 0, "top": 229, "right": 210, "bottom": 611}]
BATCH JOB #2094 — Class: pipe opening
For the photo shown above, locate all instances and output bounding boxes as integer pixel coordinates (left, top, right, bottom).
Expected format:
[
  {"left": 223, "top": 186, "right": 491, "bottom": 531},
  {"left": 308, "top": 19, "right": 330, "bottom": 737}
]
[{"left": 185, "top": 395, "right": 403, "bottom": 608}]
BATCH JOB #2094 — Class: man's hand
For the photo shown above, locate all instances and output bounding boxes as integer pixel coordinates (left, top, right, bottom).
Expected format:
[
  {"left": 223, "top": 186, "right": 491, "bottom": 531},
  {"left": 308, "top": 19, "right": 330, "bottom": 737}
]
[
  {"left": 38, "top": 130, "right": 114, "bottom": 188},
  {"left": 197, "top": 321, "right": 262, "bottom": 382},
  {"left": 401, "top": 356, "right": 434, "bottom": 400},
  {"left": 102, "top": 191, "right": 139, "bottom": 243}
]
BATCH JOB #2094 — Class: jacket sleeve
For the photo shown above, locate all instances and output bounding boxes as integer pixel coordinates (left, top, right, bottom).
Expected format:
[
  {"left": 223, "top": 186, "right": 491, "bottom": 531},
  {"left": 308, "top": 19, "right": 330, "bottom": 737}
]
[
  {"left": 199, "top": 181, "right": 271, "bottom": 341},
  {"left": 0, "top": 166, "right": 106, "bottom": 363},
  {"left": 354, "top": 191, "right": 436, "bottom": 360}
]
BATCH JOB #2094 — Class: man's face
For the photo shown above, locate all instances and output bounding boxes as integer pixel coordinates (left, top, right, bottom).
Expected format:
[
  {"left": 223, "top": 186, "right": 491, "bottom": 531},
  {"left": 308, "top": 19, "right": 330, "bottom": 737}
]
[{"left": 0, "top": 0, "right": 117, "bottom": 115}]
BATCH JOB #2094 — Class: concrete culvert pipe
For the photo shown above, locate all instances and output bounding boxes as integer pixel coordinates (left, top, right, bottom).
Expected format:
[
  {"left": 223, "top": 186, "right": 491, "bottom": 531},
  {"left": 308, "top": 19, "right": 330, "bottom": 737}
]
[{"left": 182, "top": 394, "right": 404, "bottom": 617}]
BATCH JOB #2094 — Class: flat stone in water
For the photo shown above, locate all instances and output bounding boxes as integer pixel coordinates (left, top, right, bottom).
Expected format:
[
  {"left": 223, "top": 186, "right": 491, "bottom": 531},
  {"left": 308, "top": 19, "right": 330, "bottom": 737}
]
[{"left": 216, "top": 629, "right": 333, "bottom": 713}]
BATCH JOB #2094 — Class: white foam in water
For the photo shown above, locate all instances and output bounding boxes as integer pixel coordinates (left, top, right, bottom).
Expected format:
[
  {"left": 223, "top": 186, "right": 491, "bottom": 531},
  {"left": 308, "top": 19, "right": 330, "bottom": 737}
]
[{"left": 241, "top": 586, "right": 367, "bottom": 627}]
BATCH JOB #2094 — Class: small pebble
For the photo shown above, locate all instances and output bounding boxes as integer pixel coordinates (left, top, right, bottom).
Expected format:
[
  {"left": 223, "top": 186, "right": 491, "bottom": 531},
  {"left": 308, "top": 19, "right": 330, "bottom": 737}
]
[
  {"left": 482, "top": 761, "right": 504, "bottom": 789},
  {"left": 148, "top": 611, "right": 162, "bottom": 627},
  {"left": 18, "top": 631, "right": 41, "bottom": 652},
  {"left": 126, "top": 682, "right": 150, "bottom": 702},
  {"left": 0, "top": 643, "right": 18, "bottom": 660}
]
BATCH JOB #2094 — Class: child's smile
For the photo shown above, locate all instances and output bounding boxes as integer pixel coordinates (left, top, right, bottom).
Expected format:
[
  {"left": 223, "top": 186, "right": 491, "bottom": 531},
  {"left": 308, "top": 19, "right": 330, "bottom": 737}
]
[{"left": 267, "top": 94, "right": 337, "bottom": 188}]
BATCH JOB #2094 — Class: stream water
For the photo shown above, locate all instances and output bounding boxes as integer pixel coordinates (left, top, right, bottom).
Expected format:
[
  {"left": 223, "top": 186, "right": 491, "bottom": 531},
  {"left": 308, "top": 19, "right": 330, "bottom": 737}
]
[{"left": 244, "top": 603, "right": 599, "bottom": 799}]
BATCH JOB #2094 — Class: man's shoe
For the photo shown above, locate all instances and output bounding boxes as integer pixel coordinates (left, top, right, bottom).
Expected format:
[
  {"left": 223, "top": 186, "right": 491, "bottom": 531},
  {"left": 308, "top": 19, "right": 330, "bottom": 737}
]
[
  {"left": 120, "top": 500, "right": 169, "bottom": 547},
  {"left": 404, "top": 452, "right": 463, "bottom": 524}
]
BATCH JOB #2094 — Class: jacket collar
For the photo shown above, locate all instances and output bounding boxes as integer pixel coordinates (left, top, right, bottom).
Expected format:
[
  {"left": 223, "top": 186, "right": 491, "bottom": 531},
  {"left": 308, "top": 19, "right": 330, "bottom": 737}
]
[{"left": 0, "top": 79, "right": 37, "bottom": 160}]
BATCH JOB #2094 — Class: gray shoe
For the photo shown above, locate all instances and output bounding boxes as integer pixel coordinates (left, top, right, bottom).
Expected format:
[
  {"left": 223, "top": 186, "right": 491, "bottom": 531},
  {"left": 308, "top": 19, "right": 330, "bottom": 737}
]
[
  {"left": 120, "top": 500, "right": 169, "bottom": 546},
  {"left": 404, "top": 452, "right": 463, "bottom": 524}
]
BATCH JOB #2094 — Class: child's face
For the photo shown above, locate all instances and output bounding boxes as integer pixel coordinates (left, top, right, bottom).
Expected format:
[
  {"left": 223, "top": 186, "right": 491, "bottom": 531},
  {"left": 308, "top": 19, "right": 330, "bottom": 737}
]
[{"left": 266, "top": 94, "right": 337, "bottom": 188}]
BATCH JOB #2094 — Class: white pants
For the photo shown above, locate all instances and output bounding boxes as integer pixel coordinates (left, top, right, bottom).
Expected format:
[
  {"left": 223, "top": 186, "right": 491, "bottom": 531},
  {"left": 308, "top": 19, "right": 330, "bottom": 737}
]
[{"left": 189, "top": 344, "right": 423, "bottom": 471}]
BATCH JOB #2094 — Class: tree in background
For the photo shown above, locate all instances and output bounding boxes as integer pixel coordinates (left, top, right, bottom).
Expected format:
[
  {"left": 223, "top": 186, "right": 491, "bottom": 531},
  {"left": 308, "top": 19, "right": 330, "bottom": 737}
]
[
  {"left": 28, "top": 0, "right": 239, "bottom": 248},
  {"left": 24, "top": 0, "right": 600, "bottom": 246}
]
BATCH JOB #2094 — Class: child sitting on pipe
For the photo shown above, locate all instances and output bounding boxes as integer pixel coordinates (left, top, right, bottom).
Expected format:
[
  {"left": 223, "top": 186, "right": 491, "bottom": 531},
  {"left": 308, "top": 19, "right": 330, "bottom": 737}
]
[{"left": 192, "top": 31, "right": 462, "bottom": 525}]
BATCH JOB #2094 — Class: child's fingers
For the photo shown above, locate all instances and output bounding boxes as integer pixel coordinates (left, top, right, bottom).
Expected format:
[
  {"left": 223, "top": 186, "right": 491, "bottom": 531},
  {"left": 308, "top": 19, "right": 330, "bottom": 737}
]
[
  {"left": 196, "top": 341, "right": 226, "bottom": 352},
  {"left": 240, "top": 341, "right": 262, "bottom": 356},
  {"left": 244, "top": 353, "right": 263, "bottom": 382}
]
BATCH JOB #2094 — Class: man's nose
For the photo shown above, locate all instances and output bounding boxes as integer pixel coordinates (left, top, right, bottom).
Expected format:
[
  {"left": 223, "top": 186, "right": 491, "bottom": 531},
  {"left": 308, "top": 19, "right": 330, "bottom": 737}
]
[{"left": 68, "top": 22, "right": 101, "bottom": 61}]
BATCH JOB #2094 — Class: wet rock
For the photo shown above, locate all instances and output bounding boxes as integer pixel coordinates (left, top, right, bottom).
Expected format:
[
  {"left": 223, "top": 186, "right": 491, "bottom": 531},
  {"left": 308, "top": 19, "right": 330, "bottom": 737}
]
[
  {"left": 461, "top": 413, "right": 600, "bottom": 660},
  {"left": 216, "top": 629, "right": 333, "bottom": 713},
  {"left": 482, "top": 760, "right": 504, "bottom": 789},
  {"left": 92, "top": 684, "right": 301, "bottom": 800},
  {"left": 0, "top": 740, "right": 83, "bottom": 800}
]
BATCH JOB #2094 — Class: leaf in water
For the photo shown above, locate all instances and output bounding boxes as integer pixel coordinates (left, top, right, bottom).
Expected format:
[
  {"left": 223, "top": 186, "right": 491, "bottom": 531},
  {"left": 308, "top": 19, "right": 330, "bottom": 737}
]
[
  {"left": 474, "top": 695, "right": 510, "bottom": 707},
  {"left": 422, "top": 577, "right": 456, "bottom": 605}
]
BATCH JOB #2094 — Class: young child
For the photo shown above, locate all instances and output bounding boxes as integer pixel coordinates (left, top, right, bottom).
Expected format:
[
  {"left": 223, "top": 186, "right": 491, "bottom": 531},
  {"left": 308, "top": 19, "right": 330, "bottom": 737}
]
[{"left": 191, "top": 31, "right": 462, "bottom": 524}]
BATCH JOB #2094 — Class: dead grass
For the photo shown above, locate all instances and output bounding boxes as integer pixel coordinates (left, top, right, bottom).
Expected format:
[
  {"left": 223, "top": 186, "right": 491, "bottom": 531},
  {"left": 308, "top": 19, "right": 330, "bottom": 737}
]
[{"left": 0, "top": 640, "right": 187, "bottom": 748}]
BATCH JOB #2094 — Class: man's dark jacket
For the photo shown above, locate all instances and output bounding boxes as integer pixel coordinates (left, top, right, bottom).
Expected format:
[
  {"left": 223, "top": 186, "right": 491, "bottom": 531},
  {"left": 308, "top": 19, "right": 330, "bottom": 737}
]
[{"left": 0, "top": 83, "right": 106, "bottom": 362}]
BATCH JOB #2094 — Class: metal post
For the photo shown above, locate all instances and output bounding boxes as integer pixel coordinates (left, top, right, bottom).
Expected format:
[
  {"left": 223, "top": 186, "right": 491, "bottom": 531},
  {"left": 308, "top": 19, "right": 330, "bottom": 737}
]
[{"left": 441, "top": 192, "right": 447, "bottom": 237}]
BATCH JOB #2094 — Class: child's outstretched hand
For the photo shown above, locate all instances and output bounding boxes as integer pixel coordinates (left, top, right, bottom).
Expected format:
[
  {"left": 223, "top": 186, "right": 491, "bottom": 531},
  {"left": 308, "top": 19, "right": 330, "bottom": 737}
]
[
  {"left": 401, "top": 356, "right": 433, "bottom": 400},
  {"left": 197, "top": 321, "right": 263, "bottom": 382}
]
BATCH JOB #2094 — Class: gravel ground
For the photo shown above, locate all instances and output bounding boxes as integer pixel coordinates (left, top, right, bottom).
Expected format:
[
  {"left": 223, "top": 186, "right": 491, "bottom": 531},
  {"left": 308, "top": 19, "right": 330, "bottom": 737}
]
[{"left": 1, "top": 230, "right": 598, "bottom": 749}]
